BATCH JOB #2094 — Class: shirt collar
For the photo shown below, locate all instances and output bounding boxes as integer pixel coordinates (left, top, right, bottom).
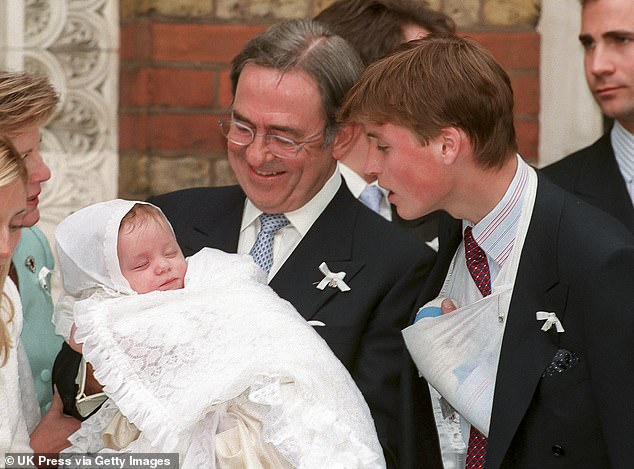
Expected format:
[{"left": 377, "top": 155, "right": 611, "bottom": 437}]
[
  {"left": 612, "top": 121, "right": 634, "bottom": 185},
  {"left": 242, "top": 167, "right": 342, "bottom": 237},
  {"left": 339, "top": 162, "right": 368, "bottom": 198},
  {"left": 463, "top": 155, "right": 530, "bottom": 266}
]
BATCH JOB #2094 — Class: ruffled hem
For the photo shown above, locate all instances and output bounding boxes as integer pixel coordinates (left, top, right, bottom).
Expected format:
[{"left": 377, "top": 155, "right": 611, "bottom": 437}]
[{"left": 75, "top": 299, "right": 183, "bottom": 451}]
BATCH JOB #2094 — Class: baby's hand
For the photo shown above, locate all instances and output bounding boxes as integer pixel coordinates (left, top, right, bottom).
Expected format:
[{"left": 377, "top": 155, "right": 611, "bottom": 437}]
[{"left": 69, "top": 323, "right": 83, "bottom": 354}]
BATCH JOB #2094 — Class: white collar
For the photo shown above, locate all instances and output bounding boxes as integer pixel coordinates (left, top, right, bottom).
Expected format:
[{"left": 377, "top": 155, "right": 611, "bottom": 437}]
[
  {"left": 242, "top": 168, "right": 342, "bottom": 237},
  {"left": 463, "top": 155, "right": 531, "bottom": 266},
  {"left": 612, "top": 121, "right": 634, "bottom": 184}
]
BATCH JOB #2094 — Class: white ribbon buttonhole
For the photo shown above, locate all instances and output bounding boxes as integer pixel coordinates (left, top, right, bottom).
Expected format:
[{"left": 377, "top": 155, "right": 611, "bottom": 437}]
[
  {"left": 536, "top": 311, "right": 565, "bottom": 333},
  {"left": 316, "top": 262, "right": 351, "bottom": 292}
]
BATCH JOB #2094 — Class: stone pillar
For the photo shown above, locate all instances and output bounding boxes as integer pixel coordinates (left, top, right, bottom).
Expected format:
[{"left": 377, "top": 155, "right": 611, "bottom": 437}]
[{"left": 0, "top": 0, "right": 119, "bottom": 298}]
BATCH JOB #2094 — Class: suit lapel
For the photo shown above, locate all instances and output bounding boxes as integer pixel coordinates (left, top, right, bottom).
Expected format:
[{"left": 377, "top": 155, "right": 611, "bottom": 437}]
[
  {"left": 574, "top": 134, "right": 634, "bottom": 232},
  {"left": 486, "top": 176, "right": 569, "bottom": 468},
  {"left": 183, "top": 187, "right": 244, "bottom": 256},
  {"left": 269, "top": 186, "right": 364, "bottom": 320}
]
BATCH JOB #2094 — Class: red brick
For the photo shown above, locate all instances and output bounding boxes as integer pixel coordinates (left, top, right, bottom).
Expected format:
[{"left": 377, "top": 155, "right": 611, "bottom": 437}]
[
  {"left": 149, "top": 68, "right": 215, "bottom": 107},
  {"left": 464, "top": 31, "right": 540, "bottom": 70},
  {"left": 120, "top": 22, "right": 153, "bottom": 61},
  {"left": 120, "top": 67, "right": 151, "bottom": 107},
  {"left": 514, "top": 119, "right": 539, "bottom": 163},
  {"left": 217, "top": 68, "right": 234, "bottom": 110},
  {"left": 147, "top": 114, "right": 224, "bottom": 151},
  {"left": 510, "top": 72, "right": 539, "bottom": 116},
  {"left": 153, "top": 24, "right": 269, "bottom": 63},
  {"left": 119, "top": 113, "right": 149, "bottom": 152}
]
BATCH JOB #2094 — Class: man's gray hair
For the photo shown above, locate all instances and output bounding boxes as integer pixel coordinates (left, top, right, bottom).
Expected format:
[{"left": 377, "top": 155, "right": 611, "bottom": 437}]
[{"left": 230, "top": 19, "right": 364, "bottom": 144}]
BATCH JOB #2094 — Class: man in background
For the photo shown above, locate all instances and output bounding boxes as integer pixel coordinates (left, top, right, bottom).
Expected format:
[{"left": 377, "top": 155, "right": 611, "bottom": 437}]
[
  {"left": 315, "top": 0, "right": 455, "bottom": 246},
  {"left": 543, "top": 0, "right": 634, "bottom": 233}
]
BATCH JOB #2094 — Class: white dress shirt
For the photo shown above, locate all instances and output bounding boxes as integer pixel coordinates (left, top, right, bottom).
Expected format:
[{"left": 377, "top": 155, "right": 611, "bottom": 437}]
[
  {"left": 339, "top": 163, "right": 392, "bottom": 221},
  {"left": 238, "top": 168, "right": 342, "bottom": 282},
  {"left": 432, "top": 156, "right": 536, "bottom": 468}
]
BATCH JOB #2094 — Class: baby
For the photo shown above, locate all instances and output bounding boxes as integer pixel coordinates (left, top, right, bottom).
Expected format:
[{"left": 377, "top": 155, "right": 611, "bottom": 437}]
[{"left": 53, "top": 199, "right": 385, "bottom": 468}]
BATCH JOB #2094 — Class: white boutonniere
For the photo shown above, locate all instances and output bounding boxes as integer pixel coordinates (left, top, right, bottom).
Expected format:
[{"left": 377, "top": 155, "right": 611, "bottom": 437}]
[
  {"left": 316, "top": 262, "right": 351, "bottom": 292},
  {"left": 536, "top": 311, "right": 565, "bottom": 333}
]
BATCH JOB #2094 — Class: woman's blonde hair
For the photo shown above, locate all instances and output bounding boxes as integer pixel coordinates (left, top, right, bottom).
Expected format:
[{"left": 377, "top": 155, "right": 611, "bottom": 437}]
[
  {"left": 0, "top": 71, "right": 58, "bottom": 138},
  {"left": 0, "top": 136, "right": 27, "bottom": 365}
]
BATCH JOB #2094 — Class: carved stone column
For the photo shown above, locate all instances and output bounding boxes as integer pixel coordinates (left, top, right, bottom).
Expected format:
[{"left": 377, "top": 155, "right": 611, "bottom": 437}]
[{"left": 1, "top": 0, "right": 119, "bottom": 297}]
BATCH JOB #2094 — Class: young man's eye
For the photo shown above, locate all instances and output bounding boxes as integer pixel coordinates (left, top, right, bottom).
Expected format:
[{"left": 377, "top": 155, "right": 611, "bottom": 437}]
[{"left": 614, "top": 34, "right": 633, "bottom": 45}]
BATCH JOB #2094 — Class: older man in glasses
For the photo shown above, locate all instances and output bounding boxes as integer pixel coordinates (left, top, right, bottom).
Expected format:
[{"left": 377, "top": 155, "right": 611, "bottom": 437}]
[{"left": 148, "top": 19, "right": 436, "bottom": 467}]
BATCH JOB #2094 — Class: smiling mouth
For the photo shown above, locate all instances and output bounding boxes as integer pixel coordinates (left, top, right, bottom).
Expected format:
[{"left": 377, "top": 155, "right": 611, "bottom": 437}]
[{"left": 253, "top": 168, "right": 284, "bottom": 177}]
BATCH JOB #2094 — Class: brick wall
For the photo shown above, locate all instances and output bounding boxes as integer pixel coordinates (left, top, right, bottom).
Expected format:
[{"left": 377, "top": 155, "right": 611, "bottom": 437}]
[{"left": 119, "top": 0, "right": 541, "bottom": 199}]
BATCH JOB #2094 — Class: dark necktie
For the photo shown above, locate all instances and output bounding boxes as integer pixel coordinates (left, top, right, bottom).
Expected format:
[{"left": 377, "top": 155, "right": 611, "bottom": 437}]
[
  {"left": 463, "top": 225, "right": 490, "bottom": 468},
  {"left": 249, "top": 213, "right": 289, "bottom": 274}
]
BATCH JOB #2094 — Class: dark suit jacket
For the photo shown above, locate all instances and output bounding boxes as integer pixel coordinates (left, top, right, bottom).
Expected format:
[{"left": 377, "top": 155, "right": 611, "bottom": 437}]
[
  {"left": 149, "top": 183, "right": 437, "bottom": 467},
  {"left": 542, "top": 132, "right": 634, "bottom": 233},
  {"left": 392, "top": 209, "right": 441, "bottom": 244},
  {"left": 411, "top": 175, "right": 634, "bottom": 468}
]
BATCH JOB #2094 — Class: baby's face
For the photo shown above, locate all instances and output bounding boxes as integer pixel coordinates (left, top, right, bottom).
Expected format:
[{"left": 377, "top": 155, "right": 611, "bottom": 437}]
[{"left": 117, "top": 220, "right": 187, "bottom": 294}]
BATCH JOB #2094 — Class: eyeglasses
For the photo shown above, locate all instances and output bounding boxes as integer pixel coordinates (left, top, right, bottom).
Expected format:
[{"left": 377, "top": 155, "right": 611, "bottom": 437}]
[
  {"left": 218, "top": 119, "right": 325, "bottom": 159},
  {"left": 75, "top": 357, "right": 107, "bottom": 418}
]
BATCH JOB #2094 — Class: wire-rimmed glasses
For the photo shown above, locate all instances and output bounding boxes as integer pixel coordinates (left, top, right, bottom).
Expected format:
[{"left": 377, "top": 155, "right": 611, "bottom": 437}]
[{"left": 218, "top": 119, "right": 324, "bottom": 159}]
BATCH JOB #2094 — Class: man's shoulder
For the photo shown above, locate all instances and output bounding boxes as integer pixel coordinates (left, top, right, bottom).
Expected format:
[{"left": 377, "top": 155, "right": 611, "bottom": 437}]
[
  {"left": 149, "top": 185, "right": 242, "bottom": 206},
  {"left": 541, "top": 133, "right": 612, "bottom": 183},
  {"left": 148, "top": 185, "right": 244, "bottom": 219},
  {"left": 536, "top": 175, "right": 633, "bottom": 251},
  {"left": 353, "top": 202, "right": 436, "bottom": 262}
]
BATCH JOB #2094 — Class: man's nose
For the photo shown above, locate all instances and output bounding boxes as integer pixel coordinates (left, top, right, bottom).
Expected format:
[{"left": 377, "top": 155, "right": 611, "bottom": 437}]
[
  {"left": 244, "top": 135, "right": 276, "bottom": 166},
  {"left": 588, "top": 44, "right": 616, "bottom": 77},
  {"left": 364, "top": 147, "right": 382, "bottom": 177}
]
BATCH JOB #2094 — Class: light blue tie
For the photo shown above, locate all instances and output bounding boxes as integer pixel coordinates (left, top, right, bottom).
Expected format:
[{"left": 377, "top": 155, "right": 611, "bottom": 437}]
[
  {"left": 359, "top": 184, "right": 383, "bottom": 214},
  {"left": 249, "top": 213, "right": 289, "bottom": 274}
]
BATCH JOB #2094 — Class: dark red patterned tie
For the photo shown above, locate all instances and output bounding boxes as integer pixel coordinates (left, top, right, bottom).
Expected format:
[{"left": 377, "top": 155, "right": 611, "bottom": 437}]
[{"left": 464, "top": 226, "right": 490, "bottom": 468}]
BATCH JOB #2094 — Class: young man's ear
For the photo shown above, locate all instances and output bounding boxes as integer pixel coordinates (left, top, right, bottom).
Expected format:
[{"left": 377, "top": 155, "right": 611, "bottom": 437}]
[
  {"left": 437, "top": 127, "right": 466, "bottom": 166},
  {"left": 332, "top": 122, "right": 362, "bottom": 161}
]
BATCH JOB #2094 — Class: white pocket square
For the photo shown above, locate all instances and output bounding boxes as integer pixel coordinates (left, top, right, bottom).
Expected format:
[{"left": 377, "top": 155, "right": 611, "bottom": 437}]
[{"left": 307, "top": 320, "right": 326, "bottom": 327}]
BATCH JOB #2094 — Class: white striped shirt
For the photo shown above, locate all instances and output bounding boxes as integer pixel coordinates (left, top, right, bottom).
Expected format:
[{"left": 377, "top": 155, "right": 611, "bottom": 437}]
[
  {"left": 612, "top": 121, "right": 634, "bottom": 205},
  {"left": 463, "top": 155, "right": 530, "bottom": 282}
]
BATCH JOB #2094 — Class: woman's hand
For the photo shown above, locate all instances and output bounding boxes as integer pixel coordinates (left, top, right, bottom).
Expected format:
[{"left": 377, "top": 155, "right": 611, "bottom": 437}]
[{"left": 30, "top": 386, "right": 81, "bottom": 455}]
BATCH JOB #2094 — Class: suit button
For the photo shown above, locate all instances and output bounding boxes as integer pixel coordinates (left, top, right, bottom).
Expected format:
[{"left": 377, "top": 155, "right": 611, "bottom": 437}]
[{"left": 551, "top": 444, "right": 565, "bottom": 456}]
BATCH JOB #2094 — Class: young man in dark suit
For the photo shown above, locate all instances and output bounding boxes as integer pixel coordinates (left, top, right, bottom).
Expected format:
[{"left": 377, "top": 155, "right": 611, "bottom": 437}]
[
  {"left": 542, "top": 0, "right": 634, "bottom": 233},
  {"left": 340, "top": 35, "right": 634, "bottom": 469},
  {"left": 149, "top": 20, "right": 436, "bottom": 468}
]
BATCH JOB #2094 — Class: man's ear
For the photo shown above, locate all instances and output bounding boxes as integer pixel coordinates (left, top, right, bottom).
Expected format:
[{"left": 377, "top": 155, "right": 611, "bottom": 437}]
[
  {"left": 332, "top": 123, "right": 361, "bottom": 161},
  {"left": 437, "top": 127, "right": 465, "bottom": 166}
]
